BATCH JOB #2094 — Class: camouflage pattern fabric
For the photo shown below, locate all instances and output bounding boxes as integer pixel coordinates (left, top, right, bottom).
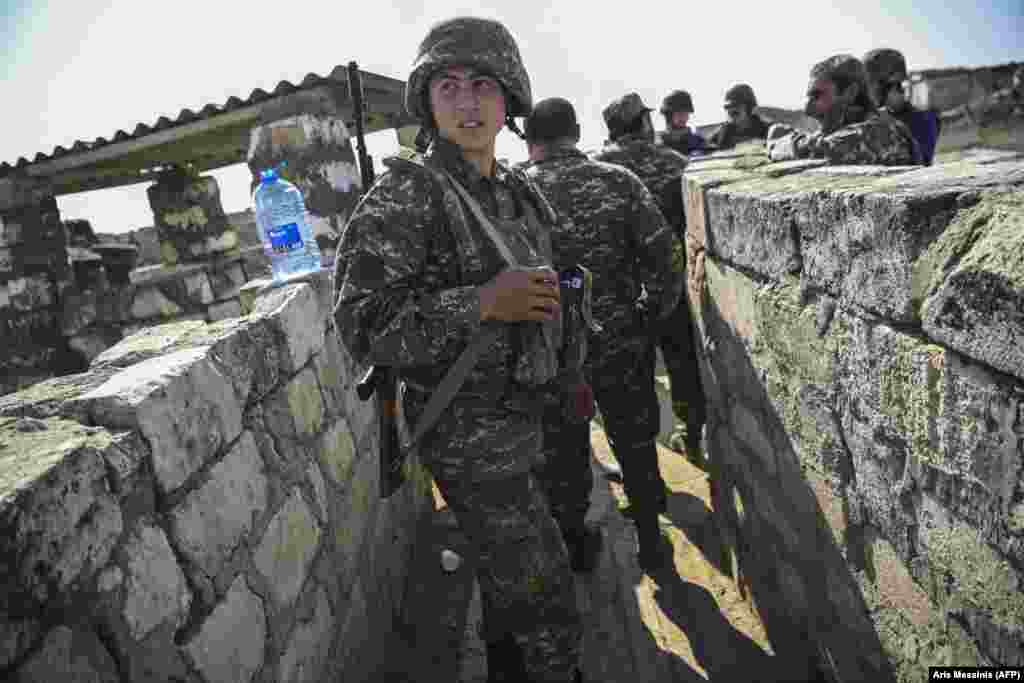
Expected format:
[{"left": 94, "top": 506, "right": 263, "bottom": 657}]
[
  {"left": 433, "top": 471, "right": 582, "bottom": 682},
  {"left": 601, "top": 93, "right": 654, "bottom": 133},
  {"left": 707, "top": 114, "right": 771, "bottom": 150},
  {"left": 766, "top": 110, "right": 918, "bottom": 164},
  {"left": 405, "top": 16, "right": 532, "bottom": 120},
  {"left": 520, "top": 146, "right": 683, "bottom": 531},
  {"left": 333, "top": 134, "right": 582, "bottom": 679},
  {"left": 658, "top": 128, "right": 709, "bottom": 156}
]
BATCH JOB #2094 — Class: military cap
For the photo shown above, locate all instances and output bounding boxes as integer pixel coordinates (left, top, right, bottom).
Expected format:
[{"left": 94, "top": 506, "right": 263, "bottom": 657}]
[
  {"left": 660, "top": 90, "right": 694, "bottom": 115},
  {"left": 405, "top": 17, "right": 533, "bottom": 122},
  {"left": 810, "top": 54, "right": 869, "bottom": 93},
  {"left": 525, "top": 97, "right": 580, "bottom": 143},
  {"left": 723, "top": 84, "right": 758, "bottom": 109},
  {"left": 602, "top": 93, "right": 654, "bottom": 131},
  {"left": 863, "top": 48, "right": 908, "bottom": 85}
]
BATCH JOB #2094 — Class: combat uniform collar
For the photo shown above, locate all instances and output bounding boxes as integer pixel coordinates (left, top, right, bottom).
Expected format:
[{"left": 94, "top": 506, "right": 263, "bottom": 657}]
[
  {"left": 537, "top": 146, "right": 587, "bottom": 164},
  {"left": 613, "top": 132, "right": 655, "bottom": 147},
  {"left": 426, "top": 136, "right": 511, "bottom": 192}
]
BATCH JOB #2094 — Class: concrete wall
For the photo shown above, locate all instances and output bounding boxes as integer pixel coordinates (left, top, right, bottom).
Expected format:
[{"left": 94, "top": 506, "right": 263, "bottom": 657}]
[
  {"left": 0, "top": 270, "right": 433, "bottom": 683},
  {"left": 683, "top": 147, "right": 1024, "bottom": 681}
]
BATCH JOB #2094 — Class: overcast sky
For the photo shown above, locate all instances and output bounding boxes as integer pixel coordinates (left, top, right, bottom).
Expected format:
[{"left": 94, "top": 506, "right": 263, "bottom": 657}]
[{"left": 2, "top": 0, "right": 1022, "bottom": 234}]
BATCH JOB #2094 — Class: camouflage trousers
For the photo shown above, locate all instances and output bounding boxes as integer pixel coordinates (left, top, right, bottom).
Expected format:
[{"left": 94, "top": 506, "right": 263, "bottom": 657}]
[
  {"left": 590, "top": 341, "right": 666, "bottom": 516},
  {"left": 658, "top": 297, "right": 706, "bottom": 450},
  {"left": 430, "top": 469, "right": 583, "bottom": 682}
]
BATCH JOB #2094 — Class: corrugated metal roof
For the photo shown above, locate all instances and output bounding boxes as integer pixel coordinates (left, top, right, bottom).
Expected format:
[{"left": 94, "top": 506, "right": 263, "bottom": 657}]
[{"left": 0, "top": 64, "right": 406, "bottom": 177}]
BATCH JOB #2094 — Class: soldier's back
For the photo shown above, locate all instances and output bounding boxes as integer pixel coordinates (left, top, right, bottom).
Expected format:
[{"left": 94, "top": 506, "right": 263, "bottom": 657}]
[{"left": 592, "top": 135, "right": 688, "bottom": 234}]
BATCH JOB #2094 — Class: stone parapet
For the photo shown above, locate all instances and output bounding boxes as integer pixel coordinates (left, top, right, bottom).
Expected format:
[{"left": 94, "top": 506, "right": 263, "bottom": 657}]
[
  {"left": 683, "top": 147, "right": 1024, "bottom": 679},
  {"left": 0, "top": 270, "right": 432, "bottom": 682},
  {"left": 146, "top": 167, "right": 240, "bottom": 267}
]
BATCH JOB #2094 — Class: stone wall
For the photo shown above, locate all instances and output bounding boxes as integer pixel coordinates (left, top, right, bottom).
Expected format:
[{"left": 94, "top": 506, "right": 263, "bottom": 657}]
[
  {"left": 0, "top": 270, "right": 433, "bottom": 682},
  {"left": 683, "top": 146, "right": 1024, "bottom": 681}
]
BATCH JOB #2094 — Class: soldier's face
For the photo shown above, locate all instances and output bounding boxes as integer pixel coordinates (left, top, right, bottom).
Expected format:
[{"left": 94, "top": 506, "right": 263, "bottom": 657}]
[
  {"left": 725, "top": 104, "right": 751, "bottom": 128},
  {"left": 670, "top": 111, "right": 691, "bottom": 128},
  {"left": 429, "top": 66, "right": 507, "bottom": 153},
  {"left": 804, "top": 78, "right": 837, "bottom": 121}
]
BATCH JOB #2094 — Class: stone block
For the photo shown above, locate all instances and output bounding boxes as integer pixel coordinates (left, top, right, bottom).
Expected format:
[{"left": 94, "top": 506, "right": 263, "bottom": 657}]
[
  {"left": 918, "top": 192, "right": 1024, "bottom": 382},
  {"left": 0, "top": 614, "right": 40, "bottom": 671},
  {"left": 250, "top": 275, "right": 330, "bottom": 372},
  {"left": 264, "top": 368, "right": 325, "bottom": 441},
  {"left": 253, "top": 488, "right": 322, "bottom": 610},
  {"left": 307, "top": 462, "right": 328, "bottom": 524},
  {"left": 329, "top": 450, "right": 378, "bottom": 594},
  {"left": 13, "top": 625, "right": 119, "bottom": 683},
  {"left": 207, "top": 299, "right": 242, "bottom": 322},
  {"left": 730, "top": 402, "right": 777, "bottom": 477},
  {"left": 334, "top": 580, "right": 370, "bottom": 679},
  {"left": 169, "top": 432, "right": 268, "bottom": 582},
  {"left": 121, "top": 522, "right": 192, "bottom": 641},
  {"left": 147, "top": 171, "right": 237, "bottom": 266},
  {"left": 209, "top": 262, "right": 247, "bottom": 301},
  {"left": 69, "top": 327, "right": 123, "bottom": 364},
  {"left": 278, "top": 585, "right": 333, "bottom": 683},
  {"left": 183, "top": 271, "right": 214, "bottom": 306},
  {"left": 318, "top": 418, "right": 357, "bottom": 487},
  {"left": 0, "top": 416, "right": 126, "bottom": 604},
  {"left": 182, "top": 575, "right": 266, "bottom": 683},
  {"left": 0, "top": 213, "right": 23, "bottom": 246},
  {"left": 703, "top": 184, "right": 803, "bottom": 279},
  {"left": 6, "top": 275, "right": 54, "bottom": 311},
  {"left": 73, "top": 348, "right": 243, "bottom": 495},
  {"left": 91, "top": 319, "right": 210, "bottom": 369},
  {"left": 131, "top": 286, "right": 183, "bottom": 320}
]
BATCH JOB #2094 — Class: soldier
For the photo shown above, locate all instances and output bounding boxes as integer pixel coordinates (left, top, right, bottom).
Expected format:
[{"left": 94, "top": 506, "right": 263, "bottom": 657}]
[
  {"left": 863, "top": 48, "right": 941, "bottom": 165},
  {"left": 657, "top": 89, "right": 709, "bottom": 156},
  {"left": 766, "top": 54, "right": 920, "bottom": 165},
  {"left": 333, "top": 17, "right": 582, "bottom": 683},
  {"left": 521, "top": 97, "right": 684, "bottom": 570},
  {"left": 707, "top": 84, "right": 770, "bottom": 150},
  {"left": 591, "top": 92, "right": 706, "bottom": 560}
]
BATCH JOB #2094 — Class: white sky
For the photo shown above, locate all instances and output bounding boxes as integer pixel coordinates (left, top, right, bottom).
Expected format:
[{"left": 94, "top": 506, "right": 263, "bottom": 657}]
[{"left": 2, "top": 0, "right": 1022, "bottom": 234}]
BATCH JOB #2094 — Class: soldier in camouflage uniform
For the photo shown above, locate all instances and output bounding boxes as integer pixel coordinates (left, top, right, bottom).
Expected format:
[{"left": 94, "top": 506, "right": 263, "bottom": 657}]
[
  {"left": 333, "top": 17, "right": 582, "bottom": 683},
  {"left": 520, "top": 97, "right": 685, "bottom": 571},
  {"left": 657, "top": 90, "right": 709, "bottom": 156},
  {"left": 707, "top": 84, "right": 771, "bottom": 150},
  {"left": 863, "top": 48, "right": 940, "bottom": 165},
  {"left": 766, "top": 54, "right": 920, "bottom": 165},
  {"left": 591, "top": 93, "right": 705, "bottom": 564}
]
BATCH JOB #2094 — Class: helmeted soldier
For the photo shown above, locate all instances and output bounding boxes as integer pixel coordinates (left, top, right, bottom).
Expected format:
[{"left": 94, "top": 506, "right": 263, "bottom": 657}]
[
  {"left": 333, "top": 16, "right": 583, "bottom": 683},
  {"left": 863, "top": 48, "right": 940, "bottom": 165},
  {"left": 657, "top": 89, "right": 709, "bottom": 156},
  {"left": 520, "top": 97, "right": 685, "bottom": 571},
  {"left": 766, "top": 54, "right": 920, "bottom": 165},
  {"left": 591, "top": 92, "right": 706, "bottom": 568},
  {"left": 707, "top": 83, "right": 771, "bottom": 150}
]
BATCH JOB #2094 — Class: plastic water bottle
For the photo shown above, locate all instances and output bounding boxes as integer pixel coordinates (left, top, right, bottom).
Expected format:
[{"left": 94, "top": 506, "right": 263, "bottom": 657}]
[{"left": 253, "top": 166, "right": 322, "bottom": 280}]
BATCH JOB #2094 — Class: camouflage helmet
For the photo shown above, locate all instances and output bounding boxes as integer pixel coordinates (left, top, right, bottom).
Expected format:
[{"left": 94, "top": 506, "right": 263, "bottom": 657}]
[
  {"left": 810, "top": 54, "right": 869, "bottom": 93},
  {"left": 660, "top": 90, "right": 694, "bottom": 115},
  {"left": 405, "top": 17, "right": 532, "bottom": 123},
  {"left": 602, "top": 93, "right": 654, "bottom": 132},
  {"left": 863, "top": 48, "right": 908, "bottom": 87},
  {"left": 525, "top": 97, "right": 580, "bottom": 143},
  {"left": 723, "top": 83, "right": 757, "bottom": 110}
]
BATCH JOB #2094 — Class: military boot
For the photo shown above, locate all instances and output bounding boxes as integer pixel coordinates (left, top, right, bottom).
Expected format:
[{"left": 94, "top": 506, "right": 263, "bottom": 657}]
[
  {"left": 635, "top": 508, "right": 673, "bottom": 572},
  {"left": 486, "top": 633, "right": 528, "bottom": 683}
]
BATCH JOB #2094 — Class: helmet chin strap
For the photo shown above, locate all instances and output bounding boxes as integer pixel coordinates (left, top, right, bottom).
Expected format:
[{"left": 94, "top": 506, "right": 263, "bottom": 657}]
[{"left": 505, "top": 113, "right": 526, "bottom": 140}]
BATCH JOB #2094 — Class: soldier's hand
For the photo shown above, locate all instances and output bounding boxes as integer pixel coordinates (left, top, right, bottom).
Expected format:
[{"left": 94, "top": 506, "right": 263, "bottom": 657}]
[{"left": 479, "top": 267, "right": 561, "bottom": 322}]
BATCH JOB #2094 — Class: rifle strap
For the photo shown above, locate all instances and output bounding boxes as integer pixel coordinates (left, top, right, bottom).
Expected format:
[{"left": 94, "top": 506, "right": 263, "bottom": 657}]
[{"left": 401, "top": 167, "right": 524, "bottom": 453}]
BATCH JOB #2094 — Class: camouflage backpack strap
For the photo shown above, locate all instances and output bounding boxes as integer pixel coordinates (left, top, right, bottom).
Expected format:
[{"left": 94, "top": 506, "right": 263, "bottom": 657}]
[{"left": 506, "top": 163, "right": 560, "bottom": 226}]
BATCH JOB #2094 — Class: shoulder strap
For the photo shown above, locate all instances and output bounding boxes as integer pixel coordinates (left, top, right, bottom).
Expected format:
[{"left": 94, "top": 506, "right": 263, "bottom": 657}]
[{"left": 442, "top": 171, "right": 520, "bottom": 267}]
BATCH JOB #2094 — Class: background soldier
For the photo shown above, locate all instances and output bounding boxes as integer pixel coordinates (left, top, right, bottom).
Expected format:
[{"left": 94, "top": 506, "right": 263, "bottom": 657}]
[
  {"left": 766, "top": 54, "right": 919, "bottom": 165},
  {"left": 522, "top": 97, "right": 684, "bottom": 570},
  {"left": 863, "top": 48, "right": 941, "bottom": 165},
  {"left": 333, "top": 17, "right": 582, "bottom": 683},
  {"left": 591, "top": 92, "right": 705, "bottom": 564},
  {"left": 707, "top": 83, "right": 770, "bottom": 150},
  {"left": 658, "top": 89, "right": 709, "bottom": 156}
]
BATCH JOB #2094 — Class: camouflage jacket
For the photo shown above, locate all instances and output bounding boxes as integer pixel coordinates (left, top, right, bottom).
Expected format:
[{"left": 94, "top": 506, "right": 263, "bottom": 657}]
[
  {"left": 333, "top": 137, "right": 559, "bottom": 482},
  {"left": 519, "top": 147, "right": 684, "bottom": 365},
  {"left": 765, "top": 111, "right": 919, "bottom": 165},
  {"left": 657, "top": 128, "right": 709, "bottom": 156},
  {"left": 707, "top": 115, "right": 771, "bottom": 150},
  {"left": 590, "top": 133, "right": 690, "bottom": 239}
]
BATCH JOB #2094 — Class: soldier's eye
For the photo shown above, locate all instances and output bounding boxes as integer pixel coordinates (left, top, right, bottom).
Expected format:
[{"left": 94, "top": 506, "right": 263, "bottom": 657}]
[{"left": 474, "top": 78, "right": 499, "bottom": 95}]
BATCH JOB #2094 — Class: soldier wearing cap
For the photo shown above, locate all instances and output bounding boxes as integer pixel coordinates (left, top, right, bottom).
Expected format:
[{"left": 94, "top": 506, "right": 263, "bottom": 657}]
[
  {"left": 766, "top": 54, "right": 919, "bottom": 165},
  {"left": 707, "top": 84, "right": 771, "bottom": 150},
  {"left": 591, "top": 92, "right": 705, "bottom": 568},
  {"left": 520, "top": 97, "right": 685, "bottom": 571},
  {"left": 863, "top": 48, "right": 940, "bottom": 165},
  {"left": 333, "top": 16, "right": 583, "bottom": 682},
  {"left": 657, "top": 90, "right": 709, "bottom": 156}
]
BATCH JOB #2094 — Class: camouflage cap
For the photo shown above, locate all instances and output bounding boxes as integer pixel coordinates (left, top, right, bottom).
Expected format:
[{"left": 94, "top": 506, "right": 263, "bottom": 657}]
[
  {"left": 660, "top": 90, "right": 694, "bottom": 115},
  {"left": 863, "top": 48, "right": 908, "bottom": 86},
  {"left": 405, "top": 16, "right": 533, "bottom": 122},
  {"left": 525, "top": 97, "right": 580, "bottom": 143},
  {"left": 723, "top": 84, "right": 757, "bottom": 109},
  {"left": 602, "top": 93, "right": 653, "bottom": 131},
  {"left": 810, "top": 54, "right": 869, "bottom": 93}
]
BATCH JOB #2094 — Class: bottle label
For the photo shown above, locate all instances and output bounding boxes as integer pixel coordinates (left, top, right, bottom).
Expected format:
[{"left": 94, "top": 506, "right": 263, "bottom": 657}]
[{"left": 268, "top": 222, "right": 304, "bottom": 253}]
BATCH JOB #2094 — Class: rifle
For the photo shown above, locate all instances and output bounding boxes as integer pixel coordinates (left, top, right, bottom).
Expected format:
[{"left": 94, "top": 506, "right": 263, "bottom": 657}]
[{"left": 347, "top": 61, "right": 404, "bottom": 498}]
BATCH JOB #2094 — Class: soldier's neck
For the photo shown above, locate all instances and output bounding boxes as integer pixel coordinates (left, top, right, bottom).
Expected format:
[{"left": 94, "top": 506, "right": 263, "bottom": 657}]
[{"left": 461, "top": 145, "right": 497, "bottom": 177}]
